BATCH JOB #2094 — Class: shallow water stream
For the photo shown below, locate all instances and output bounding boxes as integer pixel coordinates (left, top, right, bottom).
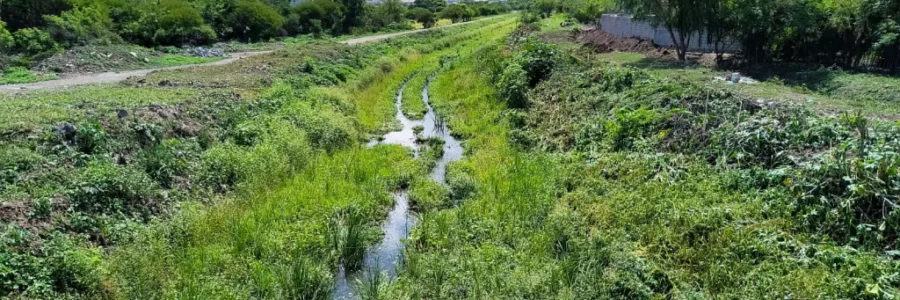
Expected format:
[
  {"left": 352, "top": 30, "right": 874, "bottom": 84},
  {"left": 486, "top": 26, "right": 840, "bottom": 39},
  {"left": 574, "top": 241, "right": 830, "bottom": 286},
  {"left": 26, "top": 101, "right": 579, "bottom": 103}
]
[{"left": 332, "top": 77, "right": 461, "bottom": 299}]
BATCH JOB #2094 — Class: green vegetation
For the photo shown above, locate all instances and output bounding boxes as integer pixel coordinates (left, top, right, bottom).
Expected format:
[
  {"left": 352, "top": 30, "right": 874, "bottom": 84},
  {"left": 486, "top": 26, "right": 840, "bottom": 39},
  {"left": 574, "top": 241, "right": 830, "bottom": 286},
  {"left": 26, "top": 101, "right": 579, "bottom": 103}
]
[
  {"left": 0, "top": 0, "right": 513, "bottom": 81},
  {"left": 613, "top": 0, "right": 900, "bottom": 67},
  {"left": 383, "top": 18, "right": 900, "bottom": 299},
  {"left": 408, "top": 8, "right": 437, "bottom": 28},
  {"left": 0, "top": 16, "right": 517, "bottom": 298},
  {"left": 401, "top": 70, "right": 432, "bottom": 119},
  {"left": 5, "top": 4, "right": 900, "bottom": 298},
  {"left": 594, "top": 51, "right": 900, "bottom": 118},
  {"left": 0, "top": 67, "right": 57, "bottom": 85}
]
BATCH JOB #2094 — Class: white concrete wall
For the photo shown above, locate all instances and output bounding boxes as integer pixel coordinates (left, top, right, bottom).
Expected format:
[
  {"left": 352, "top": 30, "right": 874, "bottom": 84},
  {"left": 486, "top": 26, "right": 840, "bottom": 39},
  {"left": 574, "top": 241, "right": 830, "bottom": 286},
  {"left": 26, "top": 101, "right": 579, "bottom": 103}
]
[{"left": 600, "top": 14, "right": 741, "bottom": 53}]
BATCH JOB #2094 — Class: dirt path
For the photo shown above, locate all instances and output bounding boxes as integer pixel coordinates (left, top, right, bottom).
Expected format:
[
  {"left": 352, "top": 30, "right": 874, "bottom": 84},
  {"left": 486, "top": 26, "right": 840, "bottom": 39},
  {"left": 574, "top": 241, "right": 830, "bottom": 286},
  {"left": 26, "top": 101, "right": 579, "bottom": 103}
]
[{"left": 0, "top": 18, "right": 497, "bottom": 94}]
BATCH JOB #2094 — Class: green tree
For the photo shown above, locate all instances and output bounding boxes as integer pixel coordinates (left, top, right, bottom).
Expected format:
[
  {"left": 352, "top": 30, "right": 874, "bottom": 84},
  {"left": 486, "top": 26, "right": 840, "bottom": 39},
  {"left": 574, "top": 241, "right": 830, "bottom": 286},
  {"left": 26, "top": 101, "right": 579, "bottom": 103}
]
[
  {"left": 368, "top": 0, "right": 408, "bottom": 29},
  {"left": 534, "top": 0, "right": 556, "bottom": 18},
  {"left": 569, "top": 0, "right": 611, "bottom": 24},
  {"left": 408, "top": 7, "right": 436, "bottom": 28},
  {"left": 0, "top": 0, "right": 70, "bottom": 31},
  {"left": 119, "top": 0, "right": 217, "bottom": 46},
  {"left": 12, "top": 28, "right": 60, "bottom": 57},
  {"left": 0, "top": 20, "right": 13, "bottom": 53},
  {"left": 439, "top": 4, "right": 472, "bottom": 23},
  {"left": 618, "top": 0, "right": 707, "bottom": 60},
  {"left": 44, "top": 6, "right": 122, "bottom": 48},
  {"left": 339, "top": 0, "right": 366, "bottom": 33},
  {"left": 414, "top": 0, "right": 446, "bottom": 12},
  {"left": 229, "top": 0, "right": 285, "bottom": 41},
  {"left": 288, "top": 0, "right": 345, "bottom": 35}
]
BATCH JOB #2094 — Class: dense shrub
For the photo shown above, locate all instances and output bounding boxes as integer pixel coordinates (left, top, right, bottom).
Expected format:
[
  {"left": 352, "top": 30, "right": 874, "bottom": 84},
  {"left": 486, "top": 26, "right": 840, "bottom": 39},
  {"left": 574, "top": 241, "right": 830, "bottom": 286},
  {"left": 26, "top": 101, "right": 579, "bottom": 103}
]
[
  {"left": 367, "top": 0, "right": 409, "bottom": 30},
  {"left": 414, "top": 0, "right": 446, "bottom": 13},
  {"left": 0, "top": 146, "right": 43, "bottom": 189},
  {"left": 156, "top": 0, "right": 218, "bottom": 45},
  {"left": 120, "top": 0, "right": 216, "bottom": 46},
  {"left": 568, "top": 0, "right": 609, "bottom": 23},
  {"left": 43, "top": 235, "right": 104, "bottom": 295},
  {"left": 0, "top": 0, "right": 71, "bottom": 31},
  {"left": 201, "top": 143, "right": 251, "bottom": 191},
  {"left": 74, "top": 121, "right": 109, "bottom": 155},
  {"left": 0, "top": 21, "right": 13, "bottom": 54},
  {"left": 288, "top": 0, "right": 346, "bottom": 35},
  {"left": 229, "top": 0, "right": 285, "bottom": 41},
  {"left": 68, "top": 161, "right": 159, "bottom": 218},
  {"left": 516, "top": 39, "right": 559, "bottom": 87},
  {"left": 44, "top": 6, "right": 122, "bottom": 48},
  {"left": 439, "top": 4, "right": 473, "bottom": 23},
  {"left": 137, "top": 139, "right": 198, "bottom": 188},
  {"left": 12, "top": 28, "right": 61, "bottom": 57},
  {"left": 498, "top": 62, "right": 529, "bottom": 108}
]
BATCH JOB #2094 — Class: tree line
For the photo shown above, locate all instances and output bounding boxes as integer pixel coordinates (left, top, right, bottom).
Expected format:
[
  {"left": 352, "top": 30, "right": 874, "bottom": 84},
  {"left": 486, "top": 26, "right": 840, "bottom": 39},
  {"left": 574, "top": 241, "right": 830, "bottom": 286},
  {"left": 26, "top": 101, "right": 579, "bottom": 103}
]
[
  {"left": 617, "top": 0, "right": 900, "bottom": 67},
  {"left": 0, "top": 0, "right": 509, "bottom": 63},
  {"left": 530, "top": 0, "right": 900, "bottom": 71}
]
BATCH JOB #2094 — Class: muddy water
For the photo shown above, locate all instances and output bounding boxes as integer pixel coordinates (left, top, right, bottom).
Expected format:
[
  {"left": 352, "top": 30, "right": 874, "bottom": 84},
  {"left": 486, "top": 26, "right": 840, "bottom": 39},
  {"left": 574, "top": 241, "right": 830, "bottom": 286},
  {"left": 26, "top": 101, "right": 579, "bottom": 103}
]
[{"left": 332, "top": 77, "right": 461, "bottom": 299}]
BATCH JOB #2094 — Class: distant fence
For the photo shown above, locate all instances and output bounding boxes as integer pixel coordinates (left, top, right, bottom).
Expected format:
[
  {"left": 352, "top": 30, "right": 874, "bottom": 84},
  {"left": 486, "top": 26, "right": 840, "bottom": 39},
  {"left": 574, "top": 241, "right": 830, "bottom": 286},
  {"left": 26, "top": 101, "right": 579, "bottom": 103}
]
[{"left": 599, "top": 14, "right": 741, "bottom": 53}]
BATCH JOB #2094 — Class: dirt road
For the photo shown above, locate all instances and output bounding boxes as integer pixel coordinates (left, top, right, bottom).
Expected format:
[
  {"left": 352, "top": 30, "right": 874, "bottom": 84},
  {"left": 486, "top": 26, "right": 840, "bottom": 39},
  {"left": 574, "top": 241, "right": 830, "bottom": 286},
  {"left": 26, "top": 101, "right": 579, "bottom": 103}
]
[{"left": 0, "top": 18, "right": 496, "bottom": 94}]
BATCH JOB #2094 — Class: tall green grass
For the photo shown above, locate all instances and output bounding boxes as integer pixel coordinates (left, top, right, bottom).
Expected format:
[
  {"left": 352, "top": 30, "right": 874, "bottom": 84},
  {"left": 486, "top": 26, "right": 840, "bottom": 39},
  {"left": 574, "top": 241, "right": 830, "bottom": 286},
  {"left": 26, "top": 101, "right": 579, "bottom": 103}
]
[
  {"left": 385, "top": 20, "right": 900, "bottom": 299},
  {"left": 109, "top": 146, "right": 418, "bottom": 298},
  {"left": 101, "top": 15, "right": 520, "bottom": 299}
]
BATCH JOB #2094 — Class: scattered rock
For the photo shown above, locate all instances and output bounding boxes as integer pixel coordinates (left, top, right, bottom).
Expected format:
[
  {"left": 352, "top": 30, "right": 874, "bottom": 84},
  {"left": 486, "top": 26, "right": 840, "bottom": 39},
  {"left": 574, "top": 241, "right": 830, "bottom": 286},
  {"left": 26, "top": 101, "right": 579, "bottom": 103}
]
[
  {"left": 52, "top": 123, "right": 77, "bottom": 142},
  {"left": 117, "top": 109, "right": 129, "bottom": 119},
  {"left": 187, "top": 47, "right": 227, "bottom": 58}
]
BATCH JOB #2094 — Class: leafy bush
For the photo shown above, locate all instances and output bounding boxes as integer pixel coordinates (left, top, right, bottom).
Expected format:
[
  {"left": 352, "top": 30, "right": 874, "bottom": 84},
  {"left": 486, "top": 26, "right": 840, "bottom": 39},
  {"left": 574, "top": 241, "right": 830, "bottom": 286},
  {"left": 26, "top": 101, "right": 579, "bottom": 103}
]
[
  {"left": 414, "top": 0, "right": 446, "bottom": 13},
  {"left": 569, "top": 0, "right": 610, "bottom": 24},
  {"left": 439, "top": 4, "right": 473, "bottom": 23},
  {"left": 0, "top": 21, "right": 13, "bottom": 54},
  {"left": 516, "top": 39, "right": 558, "bottom": 87},
  {"left": 279, "top": 100, "right": 356, "bottom": 151},
  {"left": 0, "top": 146, "right": 43, "bottom": 189},
  {"left": 43, "top": 235, "right": 104, "bottom": 295},
  {"left": 0, "top": 226, "right": 51, "bottom": 296},
  {"left": 121, "top": 0, "right": 216, "bottom": 46},
  {"left": 229, "top": 0, "right": 285, "bottom": 41},
  {"left": 136, "top": 139, "right": 197, "bottom": 188},
  {"left": 156, "top": 0, "right": 217, "bottom": 45},
  {"left": 74, "top": 121, "right": 109, "bottom": 155},
  {"left": 288, "top": 0, "right": 346, "bottom": 35},
  {"left": 201, "top": 143, "right": 251, "bottom": 191},
  {"left": 0, "top": 0, "right": 71, "bottom": 31},
  {"left": 367, "top": 0, "right": 409, "bottom": 30},
  {"left": 497, "top": 62, "right": 529, "bottom": 108},
  {"left": 44, "top": 6, "right": 122, "bottom": 48},
  {"left": 68, "top": 161, "right": 159, "bottom": 218},
  {"left": 12, "top": 28, "right": 61, "bottom": 57}
]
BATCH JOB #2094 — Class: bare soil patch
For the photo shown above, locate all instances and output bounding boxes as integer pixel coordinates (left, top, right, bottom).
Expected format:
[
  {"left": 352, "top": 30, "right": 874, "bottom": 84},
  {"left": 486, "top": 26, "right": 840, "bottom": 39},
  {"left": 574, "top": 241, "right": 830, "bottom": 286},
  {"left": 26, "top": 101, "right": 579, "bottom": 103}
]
[{"left": 576, "top": 29, "right": 678, "bottom": 60}]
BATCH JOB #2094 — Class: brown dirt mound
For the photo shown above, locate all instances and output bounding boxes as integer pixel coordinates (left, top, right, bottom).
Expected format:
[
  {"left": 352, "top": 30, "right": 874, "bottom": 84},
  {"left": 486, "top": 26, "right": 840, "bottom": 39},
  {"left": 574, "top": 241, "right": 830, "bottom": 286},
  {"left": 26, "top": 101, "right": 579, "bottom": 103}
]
[{"left": 576, "top": 29, "right": 677, "bottom": 60}]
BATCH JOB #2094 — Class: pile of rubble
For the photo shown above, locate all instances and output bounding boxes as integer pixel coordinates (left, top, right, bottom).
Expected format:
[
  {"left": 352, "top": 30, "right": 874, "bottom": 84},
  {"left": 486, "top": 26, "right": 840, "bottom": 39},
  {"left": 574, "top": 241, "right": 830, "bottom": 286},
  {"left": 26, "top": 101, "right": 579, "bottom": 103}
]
[{"left": 186, "top": 47, "right": 227, "bottom": 58}]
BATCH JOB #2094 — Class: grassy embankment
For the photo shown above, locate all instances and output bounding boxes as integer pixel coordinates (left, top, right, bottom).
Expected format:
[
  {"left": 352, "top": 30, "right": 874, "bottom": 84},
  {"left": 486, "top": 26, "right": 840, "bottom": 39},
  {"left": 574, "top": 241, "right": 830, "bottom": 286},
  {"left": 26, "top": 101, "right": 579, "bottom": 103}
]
[
  {"left": 382, "top": 18, "right": 900, "bottom": 299},
  {"left": 0, "top": 15, "right": 518, "bottom": 299}
]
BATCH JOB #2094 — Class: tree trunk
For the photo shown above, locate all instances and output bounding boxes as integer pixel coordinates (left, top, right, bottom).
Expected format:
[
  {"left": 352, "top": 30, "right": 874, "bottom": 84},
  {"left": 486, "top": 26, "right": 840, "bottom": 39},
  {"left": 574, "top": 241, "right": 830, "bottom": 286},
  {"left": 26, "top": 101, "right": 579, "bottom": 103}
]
[{"left": 667, "top": 27, "right": 687, "bottom": 61}]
